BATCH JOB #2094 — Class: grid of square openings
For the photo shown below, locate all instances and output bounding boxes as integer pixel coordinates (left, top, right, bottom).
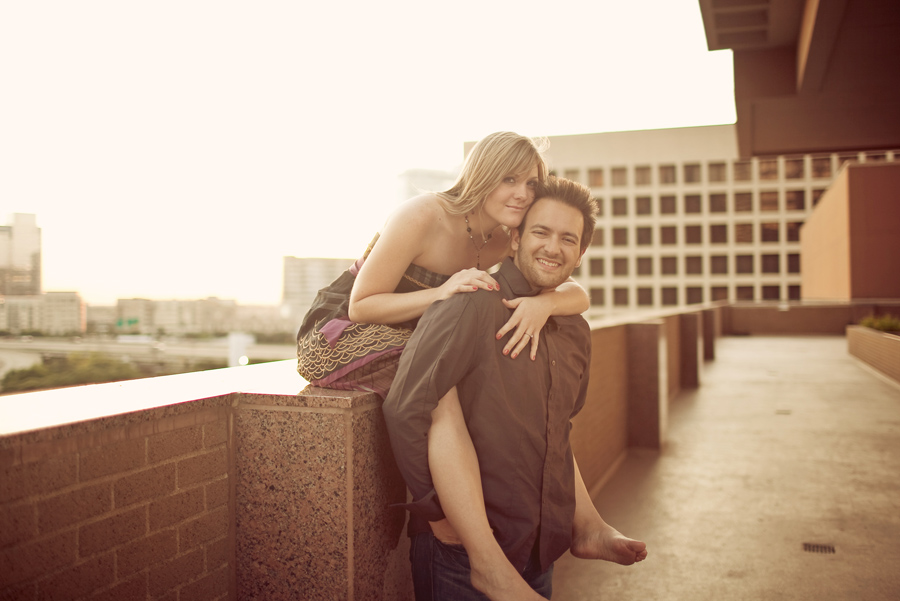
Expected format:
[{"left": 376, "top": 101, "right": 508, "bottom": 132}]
[
  {"left": 589, "top": 284, "right": 802, "bottom": 306},
  {"left": 567, "top": 150, "right": 897, "bottom": 306},
  {"left": 572, "top": 151, "right": 893, "bottom": 190},
  {"left": 592, "top": 191, "right": 814, "bottom": 216},
  {"left": 587, "top": 253, "right": 801, "bottom": 277},
  {"left": 590, "top": 223, "right": 805, "bottom": 247}
]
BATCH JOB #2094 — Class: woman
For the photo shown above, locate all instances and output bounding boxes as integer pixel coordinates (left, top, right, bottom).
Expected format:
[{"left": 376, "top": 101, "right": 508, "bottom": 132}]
[{"left": 297, "top": 132, "right": 589, "bottom": 599}]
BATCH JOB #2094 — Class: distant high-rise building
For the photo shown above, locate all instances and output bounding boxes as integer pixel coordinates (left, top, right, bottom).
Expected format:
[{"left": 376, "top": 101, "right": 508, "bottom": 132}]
[
  {"left": 0, "top": 296, "right": 42, "bottom": 334},
  {"left": 282, "top": 256, "right": 353, "bottom": 326},
  {"left": 0, "top": 292, "right": 84, "bottom": 335},
  {"left": 0, "top": 213, "right": 42, "bottom": 296},
  {"left": 42, "top": 292, "right": 85, "bottom": 335},
  {"left": 112, "top": 297, "right": 241, "bottom": 336}
]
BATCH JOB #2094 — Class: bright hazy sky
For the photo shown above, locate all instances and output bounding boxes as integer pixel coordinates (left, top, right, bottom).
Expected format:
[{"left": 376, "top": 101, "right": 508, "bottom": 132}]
[{"left": 1, "top": 0, "right": 735, "bottom": 306}]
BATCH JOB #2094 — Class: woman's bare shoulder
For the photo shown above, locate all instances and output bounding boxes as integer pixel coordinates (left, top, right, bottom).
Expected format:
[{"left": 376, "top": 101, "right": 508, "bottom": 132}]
[{"left": 385, "top": 193, "right": 448, "bottom": 233}]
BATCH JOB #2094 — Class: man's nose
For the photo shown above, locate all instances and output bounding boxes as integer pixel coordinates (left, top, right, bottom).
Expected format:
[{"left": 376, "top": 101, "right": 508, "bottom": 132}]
[{"left": 544, "top": 235, "right": 561, "bottom": 255}]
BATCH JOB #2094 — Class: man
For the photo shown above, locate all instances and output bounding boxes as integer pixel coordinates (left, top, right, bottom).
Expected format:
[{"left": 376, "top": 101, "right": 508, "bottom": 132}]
[{"left": 383, "top": 177, "right": 647, "bottom": 600}]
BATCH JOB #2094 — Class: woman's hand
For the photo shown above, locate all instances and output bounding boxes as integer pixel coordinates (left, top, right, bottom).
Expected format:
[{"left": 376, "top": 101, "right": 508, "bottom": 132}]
[
  {"left": 495, "top": 295, "right": 553, "bottom": 360},
  {"left": 437, "top": 268, "right": 499, "bottom": 301}
]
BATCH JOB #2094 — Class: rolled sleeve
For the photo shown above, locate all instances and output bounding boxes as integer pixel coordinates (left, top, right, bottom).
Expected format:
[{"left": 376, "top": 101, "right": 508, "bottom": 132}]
[{"left": 393, "top": 488, "right": 444, "bottom": 522}]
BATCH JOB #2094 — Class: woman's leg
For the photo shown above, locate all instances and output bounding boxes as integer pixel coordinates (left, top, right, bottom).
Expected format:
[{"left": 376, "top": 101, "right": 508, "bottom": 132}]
[{"left": 428, "top": 386, "right": 544, "bottom": 601}]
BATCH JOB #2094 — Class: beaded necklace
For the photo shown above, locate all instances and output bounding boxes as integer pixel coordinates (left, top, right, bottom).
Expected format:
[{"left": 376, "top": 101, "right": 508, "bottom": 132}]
[{"left": 465, "top": 214, "right": 492, "bottom": 269}]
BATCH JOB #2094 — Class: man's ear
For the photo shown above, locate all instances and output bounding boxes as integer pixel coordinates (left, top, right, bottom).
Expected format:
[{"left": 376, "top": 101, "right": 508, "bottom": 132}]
[
  {"left": 575, "top": 250, "right": 585, "bottom": 268},
  {"left": 510, "top": 228, "right": 521, "bottom": 253}
]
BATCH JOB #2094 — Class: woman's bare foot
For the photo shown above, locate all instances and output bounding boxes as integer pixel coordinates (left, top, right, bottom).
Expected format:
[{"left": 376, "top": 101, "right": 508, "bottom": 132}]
[{"left": 570, "top": 523, "right": 648, "bottom": 565}]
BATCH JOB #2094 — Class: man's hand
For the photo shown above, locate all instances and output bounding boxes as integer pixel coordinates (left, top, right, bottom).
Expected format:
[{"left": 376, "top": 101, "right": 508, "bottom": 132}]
[{"left": 570, "top": 522, "right": 648, "bottom": 565}]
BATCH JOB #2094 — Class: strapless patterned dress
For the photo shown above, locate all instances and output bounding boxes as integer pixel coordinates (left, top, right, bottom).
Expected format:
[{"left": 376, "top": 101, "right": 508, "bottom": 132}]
[{"left": 296, "top": 235, "right": 449, "bottom": 398}]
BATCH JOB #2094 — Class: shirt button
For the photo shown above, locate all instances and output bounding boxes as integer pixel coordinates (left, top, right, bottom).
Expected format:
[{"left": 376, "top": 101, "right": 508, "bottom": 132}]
[{"left": 551, "top": 360, "right": 556, "bottom": 366}]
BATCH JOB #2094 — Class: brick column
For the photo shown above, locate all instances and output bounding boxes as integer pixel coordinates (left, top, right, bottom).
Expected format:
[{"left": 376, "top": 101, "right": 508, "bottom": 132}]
[
  {"left": 679, "top": 313, "right": 701, "bottom": 389},
  {"left": 702, "top": 309, "right": 716, "bottom": 361},
  {"left": 626, "top": 321, "right": 667, "bottom": 449}
]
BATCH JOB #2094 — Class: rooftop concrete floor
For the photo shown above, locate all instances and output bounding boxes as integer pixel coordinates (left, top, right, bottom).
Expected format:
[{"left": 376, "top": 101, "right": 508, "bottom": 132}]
[{"left": 554, "top": 335, "right": 900, "bottom": 601}]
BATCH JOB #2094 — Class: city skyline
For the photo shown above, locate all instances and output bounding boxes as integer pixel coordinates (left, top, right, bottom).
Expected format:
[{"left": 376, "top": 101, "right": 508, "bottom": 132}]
[{"left": 1, "top": 0, "right": 736, "bottom": 306}]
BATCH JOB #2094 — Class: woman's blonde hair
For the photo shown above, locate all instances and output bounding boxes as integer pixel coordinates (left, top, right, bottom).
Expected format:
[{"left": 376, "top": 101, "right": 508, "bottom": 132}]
[{"left": 435, "top": 132, "right": 549, "bottom": 216}]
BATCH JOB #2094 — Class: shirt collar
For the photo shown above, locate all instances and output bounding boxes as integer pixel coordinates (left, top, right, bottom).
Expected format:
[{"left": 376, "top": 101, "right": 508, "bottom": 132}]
[{"left": 496, "top": 257, "right": 543, "bottom": 299}]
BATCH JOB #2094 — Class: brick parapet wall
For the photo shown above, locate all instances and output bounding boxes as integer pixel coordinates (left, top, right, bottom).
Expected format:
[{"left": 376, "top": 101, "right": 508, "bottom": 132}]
[
  {"left": 572, "top": 325, "right": 629, "bottom": 493},
  {"left": 1, "top": 399, "right": 233, "bottom": 600},
  {"left": 572, "top": 309, "right": 710, "bottom": 493},
  {"left": 847, "top": 326, "right": 900, "bottom": 385},
  {"left": 723, "top": 301, "right": 900, "bottom": 335},
  {"left": 2, "top": 304, "right": 727, "bottom": 600},
  {"left": 9, "top": 305, "right": 899, "bottom": 599}
]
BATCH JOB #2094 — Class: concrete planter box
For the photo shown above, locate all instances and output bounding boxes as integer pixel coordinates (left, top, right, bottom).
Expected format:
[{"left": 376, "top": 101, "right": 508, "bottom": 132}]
[{"left": 847, "top": 325, "right": 900, "bottom": 384}]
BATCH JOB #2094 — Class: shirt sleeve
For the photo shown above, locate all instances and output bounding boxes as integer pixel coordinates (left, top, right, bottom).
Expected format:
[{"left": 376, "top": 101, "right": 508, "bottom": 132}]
[{"left": 381, "top": 294, "right": 481, "bottom": 522}]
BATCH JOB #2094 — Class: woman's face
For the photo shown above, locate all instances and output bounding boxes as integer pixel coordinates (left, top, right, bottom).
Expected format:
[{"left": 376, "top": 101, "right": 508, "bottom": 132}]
[{"left": 481, "top": 163, "right": 540, "bottom": 229}]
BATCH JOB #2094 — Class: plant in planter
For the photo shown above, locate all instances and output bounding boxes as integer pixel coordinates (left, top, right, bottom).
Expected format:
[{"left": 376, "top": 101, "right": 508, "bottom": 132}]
[{"left": 859, "top": 314, "right": 900, "bottom": 334}]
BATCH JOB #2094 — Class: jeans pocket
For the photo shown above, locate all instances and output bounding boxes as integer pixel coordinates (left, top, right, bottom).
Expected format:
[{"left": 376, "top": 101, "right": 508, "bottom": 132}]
[{"left": 433, "top": 538, "right": 471, "bottom": 570}]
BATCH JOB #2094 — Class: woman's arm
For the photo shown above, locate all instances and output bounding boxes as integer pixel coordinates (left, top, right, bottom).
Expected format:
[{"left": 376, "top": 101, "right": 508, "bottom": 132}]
[
  {"left": 349, "top": 198, "right": 498, "bottom": 325},
  {"left": 348, "top": 199, "right": 440, "bottom": 324},
  {"left": 551, "top": 278, "right": 592, "bottom": 313},
  {"left": 496, "top": 277, "right": 590, "bottom": 359}
]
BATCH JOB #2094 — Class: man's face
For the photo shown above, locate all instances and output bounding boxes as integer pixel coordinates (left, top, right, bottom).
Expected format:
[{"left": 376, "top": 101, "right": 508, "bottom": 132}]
[{"left": 511, "top": 197, "right": 585, "bottom": 290}]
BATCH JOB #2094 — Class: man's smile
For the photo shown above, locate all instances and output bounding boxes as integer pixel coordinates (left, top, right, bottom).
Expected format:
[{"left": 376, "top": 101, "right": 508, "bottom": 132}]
[{"left": 536, "top": 258, "right": 561, "bottom": 268}]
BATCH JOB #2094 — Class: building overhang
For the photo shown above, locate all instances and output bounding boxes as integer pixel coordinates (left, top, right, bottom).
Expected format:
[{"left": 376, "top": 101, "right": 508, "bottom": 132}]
[{"left": 698, "top": 0, "right": 900, "bottom": 157}]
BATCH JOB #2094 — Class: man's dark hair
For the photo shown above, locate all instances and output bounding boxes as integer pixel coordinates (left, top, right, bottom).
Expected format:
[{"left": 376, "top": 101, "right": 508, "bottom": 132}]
[{"left": 522, "top": 176, "right": 598, "bottom": 252}]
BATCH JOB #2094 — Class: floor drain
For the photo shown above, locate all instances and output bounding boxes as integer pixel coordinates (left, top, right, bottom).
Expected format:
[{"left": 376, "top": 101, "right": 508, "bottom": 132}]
[{"left": 803, "top": 543, "right": 835, "bottom": 554}]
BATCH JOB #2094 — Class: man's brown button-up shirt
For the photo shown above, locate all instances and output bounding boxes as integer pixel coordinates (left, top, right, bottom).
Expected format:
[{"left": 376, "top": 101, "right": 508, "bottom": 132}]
[{"left": 383, "top": 258, "right": 592, "bottom": 572}]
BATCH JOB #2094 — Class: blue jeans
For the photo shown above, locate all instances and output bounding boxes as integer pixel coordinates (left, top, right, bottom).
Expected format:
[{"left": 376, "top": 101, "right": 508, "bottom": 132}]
[{"left": 409, "top": 532, "right": 553, "bottom": 601}]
